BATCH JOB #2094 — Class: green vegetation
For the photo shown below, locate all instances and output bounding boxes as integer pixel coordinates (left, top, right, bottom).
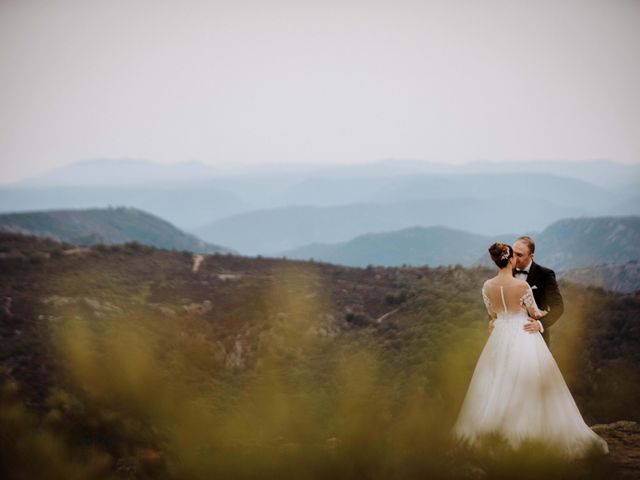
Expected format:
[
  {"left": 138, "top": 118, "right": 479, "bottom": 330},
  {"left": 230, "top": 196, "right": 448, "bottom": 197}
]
[{"left": 0, "top": 233, "right": 636, "bottom": 479}]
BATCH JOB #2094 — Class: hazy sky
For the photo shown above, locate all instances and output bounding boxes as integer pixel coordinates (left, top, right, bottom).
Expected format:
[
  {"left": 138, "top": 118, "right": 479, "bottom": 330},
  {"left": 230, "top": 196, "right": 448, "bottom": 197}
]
[{"left": 1, "top": 0, "right": 639, "bottom": 183}]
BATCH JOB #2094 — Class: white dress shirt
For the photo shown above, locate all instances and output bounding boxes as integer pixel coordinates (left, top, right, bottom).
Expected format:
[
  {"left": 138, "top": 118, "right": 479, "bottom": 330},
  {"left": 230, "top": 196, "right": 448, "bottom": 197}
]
[{"left": 515, "top": 260, "right": 544, "bottom": 333}]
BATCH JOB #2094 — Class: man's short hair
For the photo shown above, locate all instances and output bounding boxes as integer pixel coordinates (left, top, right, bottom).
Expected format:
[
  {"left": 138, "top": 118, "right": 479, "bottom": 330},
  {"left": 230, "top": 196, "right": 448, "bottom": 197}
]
[{"left": 516, "top": 236, "right": 535, "bottom": 254}]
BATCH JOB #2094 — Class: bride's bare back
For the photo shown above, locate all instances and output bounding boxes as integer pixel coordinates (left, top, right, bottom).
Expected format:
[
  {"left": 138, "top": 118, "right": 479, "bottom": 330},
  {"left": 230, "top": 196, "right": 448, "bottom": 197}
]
[{"left": 482, "top": 277, "right": 546, "bottom": 319}]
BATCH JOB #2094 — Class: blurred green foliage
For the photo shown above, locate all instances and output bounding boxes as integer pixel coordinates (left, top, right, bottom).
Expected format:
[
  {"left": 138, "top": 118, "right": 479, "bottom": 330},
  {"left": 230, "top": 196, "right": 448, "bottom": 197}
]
[{"left": 0, "top": 233, "right": 636, "bottom": 479}]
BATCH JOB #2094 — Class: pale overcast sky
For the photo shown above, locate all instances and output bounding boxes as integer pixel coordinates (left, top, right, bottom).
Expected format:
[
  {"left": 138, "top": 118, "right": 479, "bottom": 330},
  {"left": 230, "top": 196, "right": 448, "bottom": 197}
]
[{"left": 1, "top": 0, "right": 639, "bottom": 183}]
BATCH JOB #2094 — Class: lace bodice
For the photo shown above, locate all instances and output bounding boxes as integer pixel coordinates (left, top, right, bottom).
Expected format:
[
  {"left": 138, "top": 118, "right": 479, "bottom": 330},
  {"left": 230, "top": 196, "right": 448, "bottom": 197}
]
[{"left": 482, "top": 282, "right": 548, "bottom": 319}]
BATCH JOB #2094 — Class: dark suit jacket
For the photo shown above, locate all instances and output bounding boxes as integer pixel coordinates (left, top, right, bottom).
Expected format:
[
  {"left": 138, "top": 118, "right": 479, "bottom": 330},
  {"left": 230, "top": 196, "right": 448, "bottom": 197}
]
[{"left": 522, "top": 262, "right": 564, "bottom": 346}]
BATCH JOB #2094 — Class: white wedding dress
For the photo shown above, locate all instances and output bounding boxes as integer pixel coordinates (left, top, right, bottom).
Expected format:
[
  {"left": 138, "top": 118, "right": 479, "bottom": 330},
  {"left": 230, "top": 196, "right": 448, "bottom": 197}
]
[{"left": 452, "top": 282, "right": 608, "bottom": 458}]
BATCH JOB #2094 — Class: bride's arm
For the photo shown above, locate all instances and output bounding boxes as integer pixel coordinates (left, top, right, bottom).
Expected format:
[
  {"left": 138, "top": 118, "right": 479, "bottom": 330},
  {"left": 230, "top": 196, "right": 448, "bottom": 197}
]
[
  {"left": 482, "top": 286, "right": 497, "bottom": 319},
  {"left": 521, "top": 284, "right": 548, "bottom": 320},
  {"left": 482, "top": 286, "right": 497, "bottom": 333}
]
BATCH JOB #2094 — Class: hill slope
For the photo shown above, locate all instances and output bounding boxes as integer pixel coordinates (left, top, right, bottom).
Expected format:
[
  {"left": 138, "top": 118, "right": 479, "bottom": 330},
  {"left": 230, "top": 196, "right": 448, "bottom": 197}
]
[
  {"left": 282, "top": 226, "right": 494, "bottom": 267},
  {"left": 0, "top": 233, "right": 638, "bottom": 478},
  {"left": 535, "top": 216, "right": 640, "bottom": 270},
  {"left": 282, "top": 216, "right": 640, "bottom": 278},
  {"left": 0, "top": 207, "right": 232, "bottom": 253},
  {"left": 561, "top": 261, "right": 640, "bottom": 293}
]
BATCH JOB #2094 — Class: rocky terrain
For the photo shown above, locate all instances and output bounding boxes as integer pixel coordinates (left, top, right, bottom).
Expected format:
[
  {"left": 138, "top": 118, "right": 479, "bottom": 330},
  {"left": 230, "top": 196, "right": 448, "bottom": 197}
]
[{"left": 592, "top": 421, "right": 640, "bottom": 479}]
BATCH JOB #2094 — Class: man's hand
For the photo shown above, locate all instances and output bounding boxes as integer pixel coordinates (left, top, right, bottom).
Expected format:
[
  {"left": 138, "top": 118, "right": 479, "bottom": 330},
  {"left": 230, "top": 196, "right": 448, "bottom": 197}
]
[
  {"left": 488, "top": 319, "right": 495, "bottom": 334},
  {"left": 523, "top": 318, "right": 541, "bottom": 334}
]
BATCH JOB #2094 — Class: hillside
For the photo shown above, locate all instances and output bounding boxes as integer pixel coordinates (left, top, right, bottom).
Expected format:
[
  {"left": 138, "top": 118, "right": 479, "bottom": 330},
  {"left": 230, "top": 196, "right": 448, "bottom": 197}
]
[
  {"left": 535, "top": 216, "right": 640, "bottom": 270},
  {"left": 0, "top": 207, "right": 231, "bottom": 254},
  {"left": 282, "top": 226, "right": 494, "bottom": 267},
  {"left": 561, "top": 261, "right": 640, "bottom": 294},
  {"left": 0, "top": 232, "right": 638, "bottom": 478},
  {"left": 282, "top": 217, "right": 640, "bottom": 282}
]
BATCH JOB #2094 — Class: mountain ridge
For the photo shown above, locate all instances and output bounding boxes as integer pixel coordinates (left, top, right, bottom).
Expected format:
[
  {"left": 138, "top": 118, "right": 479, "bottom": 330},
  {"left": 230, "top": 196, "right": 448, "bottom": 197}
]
[
  {"left": 281, "top": 216, "right": 640, "bottom": 281},
  {"left": 193, "top": 196, "right": 584, "bottom": 254},
  {"left": 0, "top": 207, "right": 232, "bottom": 254}
]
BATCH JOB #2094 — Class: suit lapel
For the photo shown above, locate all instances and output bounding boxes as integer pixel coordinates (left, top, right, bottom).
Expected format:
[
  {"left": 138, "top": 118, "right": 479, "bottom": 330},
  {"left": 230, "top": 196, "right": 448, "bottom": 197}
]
[
  {"left": 526, "top": 262, "right": 539, "bottom": 287},
  {"left": 526, "top": 262, "right": 543, "bottom": 303}
]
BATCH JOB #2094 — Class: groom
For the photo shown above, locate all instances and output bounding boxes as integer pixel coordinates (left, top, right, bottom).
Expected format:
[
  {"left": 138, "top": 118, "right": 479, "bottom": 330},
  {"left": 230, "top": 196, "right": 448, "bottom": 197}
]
[{"left": 513, "top": 236, "right": 564, "bottom": 346}]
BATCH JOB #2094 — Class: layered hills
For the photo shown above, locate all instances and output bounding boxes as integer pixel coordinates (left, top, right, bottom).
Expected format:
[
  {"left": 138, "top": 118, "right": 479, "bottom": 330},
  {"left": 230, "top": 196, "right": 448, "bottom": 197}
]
[
  {"left": 193, "top": 196, "right": 582, "bottom": 255},
  {"left": 282, "top": 216, "right": 640, "bottom": 274},
  {"left": 4, "top": 160, "right": 639, "bottom": 252}
]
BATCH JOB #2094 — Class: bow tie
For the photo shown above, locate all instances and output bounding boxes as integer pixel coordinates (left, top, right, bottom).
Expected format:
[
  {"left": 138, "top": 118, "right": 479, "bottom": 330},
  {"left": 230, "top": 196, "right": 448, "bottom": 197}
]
[{"left": 514, "top": 269, "right": 529, "bottom": 275}]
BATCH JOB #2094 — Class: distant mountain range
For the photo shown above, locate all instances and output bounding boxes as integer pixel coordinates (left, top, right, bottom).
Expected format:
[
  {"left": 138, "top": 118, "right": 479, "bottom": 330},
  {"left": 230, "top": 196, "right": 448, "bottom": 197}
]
[
  {"left": 8, "top": 158, "right": 640, "bottom": 189},
  {"left": 281, "top": 216, "right": 640, "bottom": 274},
  {"left": 0, "top": 183, "right": 252, "bottom": 229},
  {"left": 193, "top": 196, "right": 584, "bottom": 255},
  {"left": 282, "top": 226, "right": 494, "bottom": 267},
  {"left": 2, "top": 159, "right": 639, "bottom": 239},
  {"left": 275, "top": 173, "right": 625, "bottom": 211},
  {"left": 2, "top": 198, "right": 637, "bottom": 279},
  {"left": 0, "top": 207, "right": 231, "bottom": 254},
  {"left": 1, "top": 206, "right": 637, "bottom": 293}
]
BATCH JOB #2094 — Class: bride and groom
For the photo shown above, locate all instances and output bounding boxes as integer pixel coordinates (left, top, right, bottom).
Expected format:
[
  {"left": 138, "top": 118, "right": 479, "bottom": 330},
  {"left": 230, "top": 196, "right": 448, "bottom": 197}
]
[{"left": 452, "top": 236, "right": 609, "bottom": 458}]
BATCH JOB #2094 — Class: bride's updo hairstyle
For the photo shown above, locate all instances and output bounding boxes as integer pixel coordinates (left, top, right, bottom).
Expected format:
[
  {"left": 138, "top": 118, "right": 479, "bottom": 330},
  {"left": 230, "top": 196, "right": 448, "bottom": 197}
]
[{"left": 488, "top": 242, "right": 513, "bottom": 268}]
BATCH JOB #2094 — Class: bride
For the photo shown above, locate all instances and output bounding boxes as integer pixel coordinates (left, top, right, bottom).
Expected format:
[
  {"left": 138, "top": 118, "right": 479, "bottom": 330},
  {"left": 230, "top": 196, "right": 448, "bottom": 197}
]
[{"left": 452, "top": 242, "right": 608, "bottom": 458}]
